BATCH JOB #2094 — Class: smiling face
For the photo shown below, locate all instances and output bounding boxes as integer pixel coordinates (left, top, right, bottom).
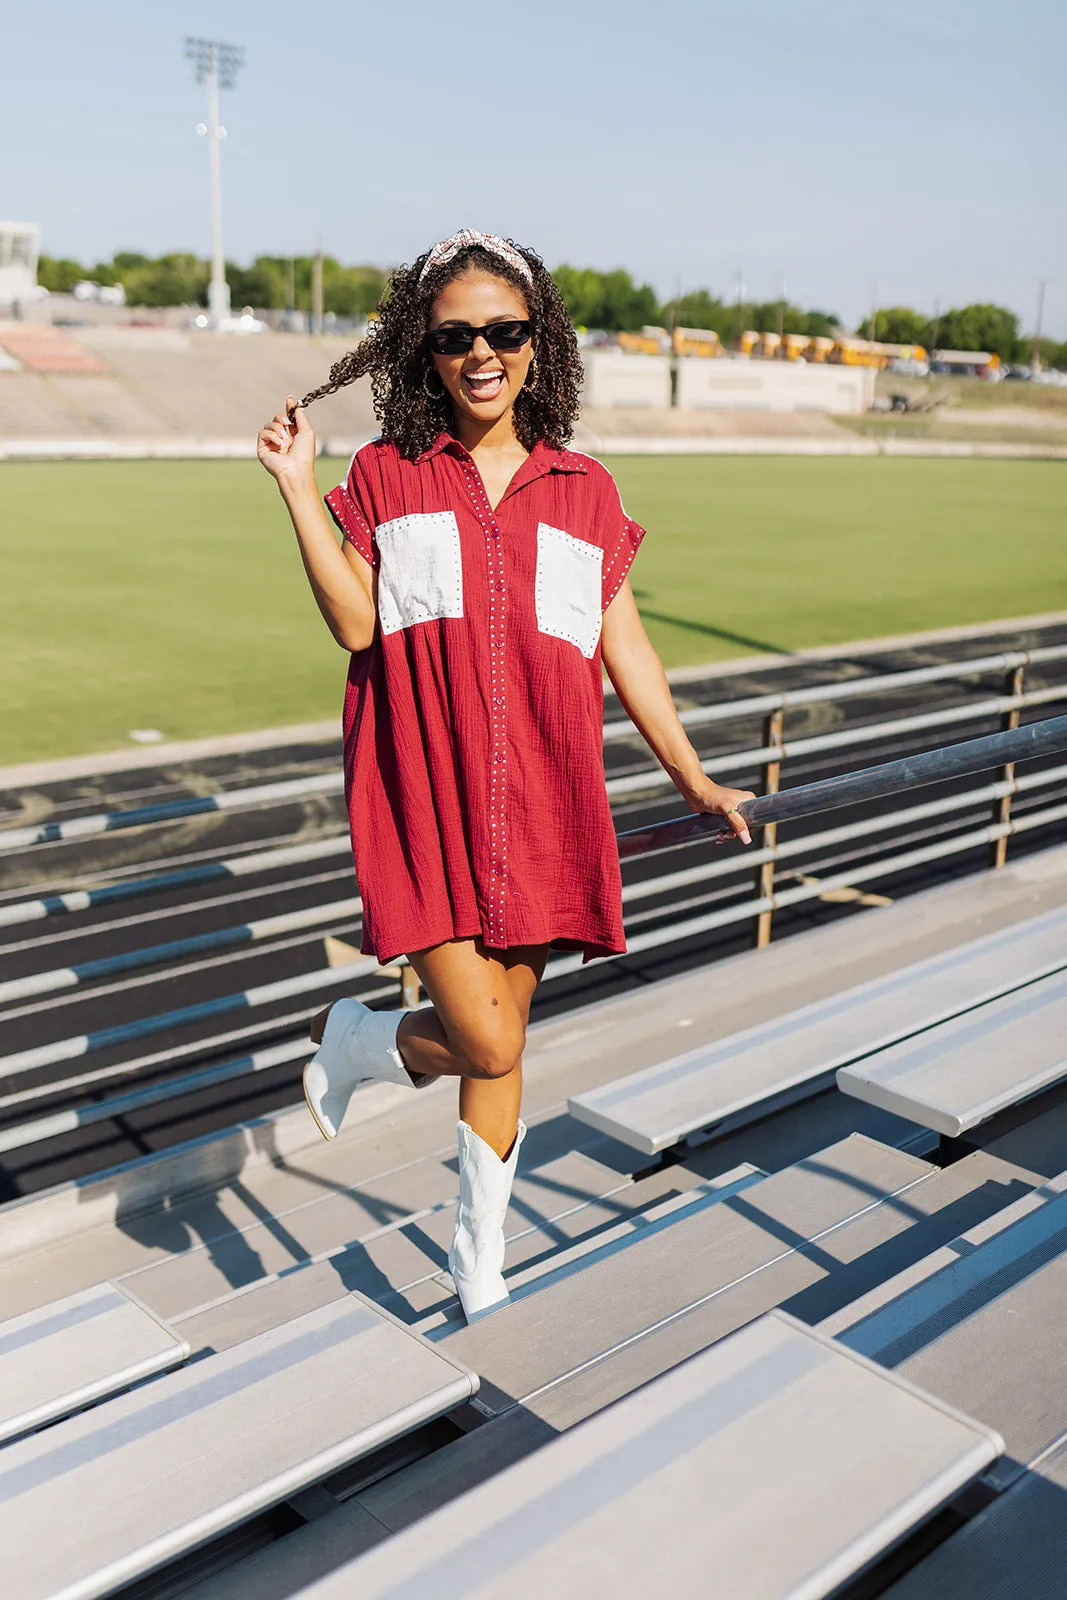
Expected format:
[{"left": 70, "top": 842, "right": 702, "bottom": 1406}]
[{"left": 427, "top": 270, "right": 534, "bottom": 436}]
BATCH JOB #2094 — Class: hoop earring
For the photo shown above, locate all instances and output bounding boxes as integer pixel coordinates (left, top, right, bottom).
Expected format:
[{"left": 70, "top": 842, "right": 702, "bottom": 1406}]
[
  {"left": 422, "top": 365, "right": 445, "bottom": 399},
  {"left": 523, "top": 359, "right": 538, "bottom": 394}
]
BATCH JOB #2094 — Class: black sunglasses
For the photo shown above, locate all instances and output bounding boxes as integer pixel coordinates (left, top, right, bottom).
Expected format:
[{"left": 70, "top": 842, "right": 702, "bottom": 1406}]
[{"left": 426, "top": 319, "right": 532, "bottom": 356}]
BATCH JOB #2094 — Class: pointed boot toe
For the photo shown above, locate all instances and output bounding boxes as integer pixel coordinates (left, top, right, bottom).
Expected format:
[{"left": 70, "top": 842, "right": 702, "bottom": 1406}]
[{"left": 303, "top": 998, "right": 417, "bottom": 1141}]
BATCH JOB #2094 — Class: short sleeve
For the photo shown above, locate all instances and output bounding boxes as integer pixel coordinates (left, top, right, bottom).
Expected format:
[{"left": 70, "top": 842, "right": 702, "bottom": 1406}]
[
  {"left": 600, "top": 477, "right": 645, "bottom": 610},
  {"left": 324, "top": 453, "right": 375, "bottom": 567}
]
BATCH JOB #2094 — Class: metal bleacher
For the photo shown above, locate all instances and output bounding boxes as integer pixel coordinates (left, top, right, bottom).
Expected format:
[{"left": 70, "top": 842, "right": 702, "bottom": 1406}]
[
  {"left": 3, "top": 837, "right": 1067, "bottom": 1597},
  {"left": 0, "top": 1297, "right": 477, "bottom": 1600},
  {"left": 296, "top": 1313, "right": 1003, "bottom": 1600},
  {"left": 566, "top": 904, "right": 1067, "bottom": 1154}
]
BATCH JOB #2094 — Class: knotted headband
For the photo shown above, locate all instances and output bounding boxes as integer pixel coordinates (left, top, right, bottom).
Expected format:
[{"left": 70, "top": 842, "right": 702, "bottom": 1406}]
[{"left": 418, "top": 228, "right": 533, "bottom": 286}]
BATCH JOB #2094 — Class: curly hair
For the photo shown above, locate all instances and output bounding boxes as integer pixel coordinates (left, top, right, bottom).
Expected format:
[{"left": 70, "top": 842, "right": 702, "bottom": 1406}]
[{"left": 296, "top": 239, "right": 584, "bottom": 459}]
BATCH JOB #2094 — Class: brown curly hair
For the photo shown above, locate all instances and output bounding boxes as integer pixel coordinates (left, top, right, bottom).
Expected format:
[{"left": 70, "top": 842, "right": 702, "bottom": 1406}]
[{"left": 296, "top": 238, "right": 584, "bottom": 460}]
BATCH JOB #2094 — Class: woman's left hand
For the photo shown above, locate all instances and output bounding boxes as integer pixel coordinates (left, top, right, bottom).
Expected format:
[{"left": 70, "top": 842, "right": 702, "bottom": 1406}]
[{"left": 684, "top": 779, "right": 756, "bottom": 845}]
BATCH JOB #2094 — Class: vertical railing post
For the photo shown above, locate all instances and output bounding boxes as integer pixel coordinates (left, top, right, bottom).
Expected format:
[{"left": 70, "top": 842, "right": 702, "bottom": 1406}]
[
  {"left": 989, "top": 662, "right": 1026, "bottom": 869},
  {"left": 754, "top": 708, "right": 784, "bottom": 947}
]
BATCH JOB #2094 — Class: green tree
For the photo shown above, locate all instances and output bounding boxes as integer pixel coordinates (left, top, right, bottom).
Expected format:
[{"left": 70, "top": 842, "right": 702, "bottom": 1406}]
[
  {"left": 226, "top": 255, "right": 386, "bottom": 315},
  {"left": 855, "top": 306, "right": 927, "bottom": 344},
  {"left": 322, "top": 260, "right": 387, "bottom": 317},
  {"left": 800, "top": 309, "right": 840, "bottom": 338},
  {"left": 552, "top": 265, "right": 659, "bottom": 331},
  {"left": 118, "top": 253, "right": 211, "bottom": 307},
  {"left": 660, "top": 289, "right": 733, "bottom": 336},
  {"left": 227, "top": 256, "right": 288, "bottom": 309},
  {"left": 928, "top": 303, "right": 1019, "bottom": 361},
  {"left": 36, "top": 256, "right": 86, "bottom": 293}
]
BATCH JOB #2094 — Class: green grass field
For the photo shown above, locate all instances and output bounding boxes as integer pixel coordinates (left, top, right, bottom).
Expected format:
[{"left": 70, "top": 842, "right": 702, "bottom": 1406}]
[{"left": 1, "top": 455, "right": 1063, "bottom": 765}]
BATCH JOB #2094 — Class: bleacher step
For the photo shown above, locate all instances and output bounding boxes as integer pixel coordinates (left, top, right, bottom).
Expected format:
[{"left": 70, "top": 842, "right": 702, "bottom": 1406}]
[
  {"left": 164, "top": 1153, "right": 708, "bottom": 1356},
  {"left": 298, "top": 1311, "right": 1004, "bottom": 1600},
  {"left": 822, "top": 1170, "right": 1067, "bottom": 1488},
  {"left": 434, "top": 1134, "right": 935, "bottom": 1415},
  {"left": 879, "top": 1432, "right": 1067, "bottom": 1599},
  {"left": 417, "top": 1163, "right": 765, "bottom": 1339},
  {"left": 0, "top": 1281, "right": 188, "bottom": 1445}
]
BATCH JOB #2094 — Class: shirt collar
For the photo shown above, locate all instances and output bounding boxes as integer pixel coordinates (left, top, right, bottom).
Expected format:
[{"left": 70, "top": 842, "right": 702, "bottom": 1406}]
[{"left": 416, "top": 432, "right": 589, "bottom": 477}]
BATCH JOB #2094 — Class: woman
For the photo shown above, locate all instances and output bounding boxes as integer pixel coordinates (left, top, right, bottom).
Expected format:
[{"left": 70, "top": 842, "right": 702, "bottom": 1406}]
[{"left": 257, "top": 229, "right": 752, "bottom": 1322}]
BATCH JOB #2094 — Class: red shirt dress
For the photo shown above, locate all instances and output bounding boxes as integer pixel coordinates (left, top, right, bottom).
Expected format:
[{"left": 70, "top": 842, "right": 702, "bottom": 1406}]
[{"left": 324, "top": 433, "right": 645, "bottom": 966}]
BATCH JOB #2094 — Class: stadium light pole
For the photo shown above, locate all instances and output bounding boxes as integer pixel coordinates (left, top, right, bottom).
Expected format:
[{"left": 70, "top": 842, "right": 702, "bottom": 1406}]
[{"left": 185, "top": 38, "right": 245, "bottom": 329}]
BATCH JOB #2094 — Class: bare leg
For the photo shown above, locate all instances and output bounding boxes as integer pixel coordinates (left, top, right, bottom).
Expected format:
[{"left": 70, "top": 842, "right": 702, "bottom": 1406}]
[{"left": 404, "top": 938, "right": 548, "bottom": 1156}]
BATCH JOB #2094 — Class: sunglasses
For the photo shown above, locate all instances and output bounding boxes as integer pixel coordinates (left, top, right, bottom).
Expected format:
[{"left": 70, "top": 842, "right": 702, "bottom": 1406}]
[{"left": 426, "top": 319, "right": 532, "bottom": 356}]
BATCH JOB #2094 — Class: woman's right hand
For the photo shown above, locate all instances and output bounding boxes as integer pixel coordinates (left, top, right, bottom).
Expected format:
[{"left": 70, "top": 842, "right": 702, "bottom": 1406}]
[{"left": 257, "top": 395, "right": 316, "bottom": 487}]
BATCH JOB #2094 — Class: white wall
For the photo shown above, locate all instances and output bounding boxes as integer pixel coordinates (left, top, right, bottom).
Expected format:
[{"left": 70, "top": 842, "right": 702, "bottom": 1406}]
[
  {"left": 676, "top": 358, "right": 875, "bottom": 414},
  {"left": 581, "top": 350, "right": 672, "bottom": 409},
  {"left": 0, "top": 223, "right": 40, "bottom": 311}
]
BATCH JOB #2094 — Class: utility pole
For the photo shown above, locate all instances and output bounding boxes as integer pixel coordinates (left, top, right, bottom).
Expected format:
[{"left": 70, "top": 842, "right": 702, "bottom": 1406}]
[
  {"left": 1031, "top": 279, "right": 1046, "bottom": 377},
  {"left": 733, "top": 268, "right": 745, "bottom": 352},
  {"left": 312, "top": 239, "right": 324, "bottom": 336},
  {"left": 776, "top": 274, "right": 785, "bottom": 351},
  {"left": 186, "top": 38, "right": 245, "bottom": 330}
]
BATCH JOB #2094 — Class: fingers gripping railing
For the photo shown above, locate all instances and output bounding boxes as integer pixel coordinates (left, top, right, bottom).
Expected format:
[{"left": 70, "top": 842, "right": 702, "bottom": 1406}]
[{"left": 617, "top": 714, "right": 1067, "bottom": 860}]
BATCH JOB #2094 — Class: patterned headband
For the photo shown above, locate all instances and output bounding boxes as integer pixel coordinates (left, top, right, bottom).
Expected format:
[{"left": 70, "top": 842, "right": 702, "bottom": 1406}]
[{"left": 418, "top": 228, "right": 533, "bottom": 286}]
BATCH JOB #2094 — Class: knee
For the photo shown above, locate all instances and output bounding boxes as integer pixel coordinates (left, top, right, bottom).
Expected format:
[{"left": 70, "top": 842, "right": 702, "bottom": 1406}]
[{"left": 461, "top": 1022, "right": 525, "bottom": 1080}]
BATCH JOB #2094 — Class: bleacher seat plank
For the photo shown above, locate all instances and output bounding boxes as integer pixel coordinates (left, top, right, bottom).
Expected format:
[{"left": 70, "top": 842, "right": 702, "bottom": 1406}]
[
  {"left": 0, "top": 1294, "right": 477, "bottom": 1600},
  {"left": 0, "top": 1281, "right": 188, "bottom": 1445},
  {"left": 837, "top": 968, "right": 1067, "bottom": 1136},
  {"left": 879, "top": 1433, "right": 1067, "bottom": 1599},
  {"left": 434, "top": 1136, "right": 934, "bottom": 1415},
  {"left": 300, "top": 1311, "right": 1002, "bottom": 1600},
  {"left": 822, "top": 1172, "right": 1067, "bottom": 1486},
  {"left": 568, "top": 908, "right": 1067, "bottom": 1153}
]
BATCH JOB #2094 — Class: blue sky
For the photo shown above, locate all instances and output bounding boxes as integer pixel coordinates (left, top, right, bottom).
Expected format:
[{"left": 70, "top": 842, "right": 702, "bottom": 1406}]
[{"left": 4, "top": 1, "right": 1065, "bottom": 333}]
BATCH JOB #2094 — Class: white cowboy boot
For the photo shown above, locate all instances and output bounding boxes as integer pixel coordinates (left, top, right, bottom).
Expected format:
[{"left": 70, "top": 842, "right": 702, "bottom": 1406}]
[
  {"left": 449, "top": 1118, "right": 527, "bottom": 1322},
  {"left": 303, "top": 998, "right": 430, "bottom": 1140}
]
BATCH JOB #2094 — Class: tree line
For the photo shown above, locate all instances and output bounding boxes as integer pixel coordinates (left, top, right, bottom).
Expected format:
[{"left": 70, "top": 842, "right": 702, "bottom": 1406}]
[
  {"left": 36, "top": 252, "right": 1065, "bottom": 367},
  {"left": 38, "top": 252, "right": 386, "bottom": 319}
]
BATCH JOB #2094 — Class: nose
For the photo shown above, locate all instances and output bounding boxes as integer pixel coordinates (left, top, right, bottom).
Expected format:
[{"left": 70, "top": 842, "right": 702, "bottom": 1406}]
[{"left": 468, "top": 334, "right": 495, "bottom": 362}]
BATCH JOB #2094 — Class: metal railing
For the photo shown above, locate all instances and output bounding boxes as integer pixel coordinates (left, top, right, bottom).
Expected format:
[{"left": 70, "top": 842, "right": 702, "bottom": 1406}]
[
  {"left": 2, "top": 714, "right": 1066, "bottom": 1156},
  {"left": 607, "top": 646, "right": 1067, "bottom": 950}
]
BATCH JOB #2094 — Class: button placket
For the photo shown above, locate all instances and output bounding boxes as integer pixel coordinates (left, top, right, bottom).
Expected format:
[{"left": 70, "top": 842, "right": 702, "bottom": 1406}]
[{"left": 461, "top": 460, "right": 509, "bottom": 948}]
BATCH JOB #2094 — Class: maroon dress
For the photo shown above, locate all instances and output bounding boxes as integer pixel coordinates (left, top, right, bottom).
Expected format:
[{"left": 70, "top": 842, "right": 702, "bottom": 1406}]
[{"left": 324, "top": 432, "right": 645, "bottom": 965}]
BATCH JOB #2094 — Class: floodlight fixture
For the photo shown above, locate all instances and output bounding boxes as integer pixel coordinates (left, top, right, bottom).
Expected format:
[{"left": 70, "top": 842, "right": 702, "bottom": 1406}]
[
  {"left": 185, "top": 38, "right": 245, "bottom": 90},
  {"left": 185, "top": 38, "right": 245, "bottom": 328}
]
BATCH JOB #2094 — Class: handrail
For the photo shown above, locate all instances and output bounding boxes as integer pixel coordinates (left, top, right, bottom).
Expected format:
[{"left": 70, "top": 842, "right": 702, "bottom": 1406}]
[
  {"left": 617, "top": 715, "right": 1067, "bottom": 857},
  {"left": 603, "top": 643, "right": 1067, "bottom": 741}
]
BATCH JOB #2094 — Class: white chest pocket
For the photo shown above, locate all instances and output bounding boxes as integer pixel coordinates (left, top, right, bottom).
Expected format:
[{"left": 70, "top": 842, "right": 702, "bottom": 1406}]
[
  {"left": 374, "top": 512, "right": 464, "bottom": 636},
  {"left": 535, "top": 523, "right": 604, "bottom": 659}
]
